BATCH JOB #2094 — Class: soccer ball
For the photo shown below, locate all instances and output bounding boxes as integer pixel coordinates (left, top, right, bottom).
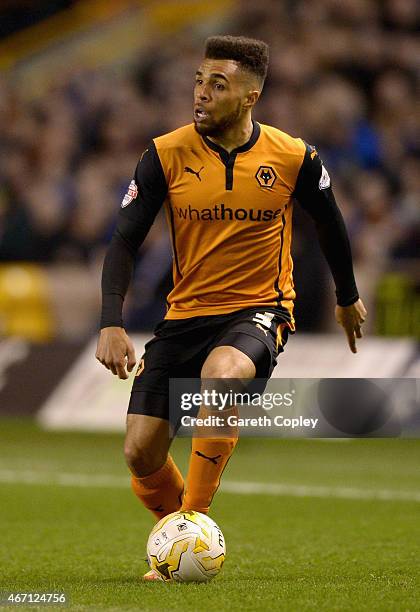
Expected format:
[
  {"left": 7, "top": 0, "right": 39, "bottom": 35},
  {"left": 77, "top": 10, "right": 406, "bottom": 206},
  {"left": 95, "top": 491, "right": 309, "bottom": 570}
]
[{"left": 146, "top": 510, "right": 226, "bottom": 582}]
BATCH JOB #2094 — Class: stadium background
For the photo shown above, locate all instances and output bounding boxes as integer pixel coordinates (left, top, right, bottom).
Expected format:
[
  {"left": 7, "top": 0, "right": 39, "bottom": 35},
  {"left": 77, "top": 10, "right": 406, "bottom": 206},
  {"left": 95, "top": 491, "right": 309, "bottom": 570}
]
[
  {"left": 0, "top": 2, "right": 419, "bottom": 609},
  {"left": 0, "top": 0, "right": 418, "bottom": 423}
]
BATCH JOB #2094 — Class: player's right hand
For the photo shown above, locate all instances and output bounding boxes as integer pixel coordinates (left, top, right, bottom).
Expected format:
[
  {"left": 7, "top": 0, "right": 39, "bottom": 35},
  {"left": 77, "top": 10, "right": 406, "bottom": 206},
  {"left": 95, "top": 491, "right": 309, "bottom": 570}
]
[{"left": 95, "top": 326, "right": 137, "bottom": 379}]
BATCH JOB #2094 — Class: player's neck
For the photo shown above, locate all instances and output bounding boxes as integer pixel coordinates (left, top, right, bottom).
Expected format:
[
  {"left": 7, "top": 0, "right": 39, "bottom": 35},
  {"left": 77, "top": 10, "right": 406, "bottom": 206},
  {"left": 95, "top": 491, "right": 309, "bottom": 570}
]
[{"left": 207, "top": 116, "right": 254, "bottom": 153}]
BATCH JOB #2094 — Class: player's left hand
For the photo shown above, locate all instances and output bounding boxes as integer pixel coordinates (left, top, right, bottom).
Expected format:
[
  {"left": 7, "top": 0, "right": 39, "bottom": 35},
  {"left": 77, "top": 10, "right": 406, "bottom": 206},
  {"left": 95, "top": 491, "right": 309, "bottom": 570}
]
[{"left": 335, "top": 298, "right": 367, "bottom": 354}]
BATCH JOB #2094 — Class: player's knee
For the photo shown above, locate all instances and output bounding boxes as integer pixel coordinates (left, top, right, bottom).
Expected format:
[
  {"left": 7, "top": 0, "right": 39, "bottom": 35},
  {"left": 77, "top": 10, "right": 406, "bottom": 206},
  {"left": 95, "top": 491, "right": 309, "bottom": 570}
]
[
  {"left": 202, "top": 346, "right": 256, "bottom": 380},
  {"left": 124, "top": 440, "right": 166, "bottom": 476},
  {"left": 202, "top": 358, "right": 249, "bottom": 379},
  {"left": 202, "top": 364, "right": 235, "bottom": 379}
]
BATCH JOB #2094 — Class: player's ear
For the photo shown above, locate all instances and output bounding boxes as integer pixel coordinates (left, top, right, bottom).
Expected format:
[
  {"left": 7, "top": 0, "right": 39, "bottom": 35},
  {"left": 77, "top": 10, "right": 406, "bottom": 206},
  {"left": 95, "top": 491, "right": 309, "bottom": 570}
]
[{"left": 243, "top": 89, "right": 260, "bottom": 109}]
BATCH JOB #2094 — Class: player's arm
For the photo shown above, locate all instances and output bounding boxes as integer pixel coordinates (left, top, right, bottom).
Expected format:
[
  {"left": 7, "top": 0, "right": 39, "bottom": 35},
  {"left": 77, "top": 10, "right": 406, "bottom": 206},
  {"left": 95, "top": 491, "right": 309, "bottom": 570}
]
[
  {"left": 96, "top": 142, "right": 168, "bottom": 378},
  {"left": 293, "top": 144, "right": 367, "bottom": 353}
]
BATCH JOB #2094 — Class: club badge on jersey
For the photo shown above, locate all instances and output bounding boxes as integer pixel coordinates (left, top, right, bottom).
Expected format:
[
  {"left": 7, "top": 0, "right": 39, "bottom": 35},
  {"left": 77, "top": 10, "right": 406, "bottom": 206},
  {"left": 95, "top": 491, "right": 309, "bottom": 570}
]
[{"left": 121, "top": 180, "right": 138, "bottom": 207}]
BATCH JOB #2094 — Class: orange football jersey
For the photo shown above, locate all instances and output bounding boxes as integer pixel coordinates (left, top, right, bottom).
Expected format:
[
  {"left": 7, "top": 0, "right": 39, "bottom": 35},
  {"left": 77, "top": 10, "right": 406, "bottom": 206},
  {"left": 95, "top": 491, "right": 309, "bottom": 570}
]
[{"left": 153, "top": 121, "right": 305, "bottom": 322}]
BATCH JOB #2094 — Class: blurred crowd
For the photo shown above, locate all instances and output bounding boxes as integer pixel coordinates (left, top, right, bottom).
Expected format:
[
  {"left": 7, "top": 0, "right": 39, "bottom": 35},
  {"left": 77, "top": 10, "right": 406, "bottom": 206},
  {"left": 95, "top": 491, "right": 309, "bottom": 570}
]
[{"left": 0, "top": 0, "right": 418, "bottom": 331}]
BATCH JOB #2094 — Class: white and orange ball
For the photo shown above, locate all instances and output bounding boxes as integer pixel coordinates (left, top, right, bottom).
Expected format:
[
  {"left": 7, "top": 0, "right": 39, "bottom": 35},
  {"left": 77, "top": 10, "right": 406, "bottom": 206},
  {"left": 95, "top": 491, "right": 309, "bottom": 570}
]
[{"left": 147, "top": 510, "right": 226, "bottom": 582}]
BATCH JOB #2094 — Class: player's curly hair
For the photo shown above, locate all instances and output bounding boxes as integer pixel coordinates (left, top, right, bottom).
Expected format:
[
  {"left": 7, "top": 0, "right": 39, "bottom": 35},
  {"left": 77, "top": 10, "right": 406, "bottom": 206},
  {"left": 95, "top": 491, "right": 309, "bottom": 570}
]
[{"left": 205, "top": 35, "right": 269, "bottom": 86}]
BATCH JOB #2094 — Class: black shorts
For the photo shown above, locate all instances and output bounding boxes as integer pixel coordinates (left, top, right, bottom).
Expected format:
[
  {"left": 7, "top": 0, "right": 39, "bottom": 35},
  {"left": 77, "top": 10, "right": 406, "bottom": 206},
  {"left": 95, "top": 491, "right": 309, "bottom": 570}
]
[{"left": 128, "top": 306, "right": 293, "bottom": 420}]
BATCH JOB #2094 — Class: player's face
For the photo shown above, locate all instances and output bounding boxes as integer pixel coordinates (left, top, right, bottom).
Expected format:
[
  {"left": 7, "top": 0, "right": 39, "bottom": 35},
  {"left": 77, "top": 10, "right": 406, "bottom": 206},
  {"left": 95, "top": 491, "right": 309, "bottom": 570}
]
[{"left": 193, "top": 59, "right": 255, "bottom": 137}]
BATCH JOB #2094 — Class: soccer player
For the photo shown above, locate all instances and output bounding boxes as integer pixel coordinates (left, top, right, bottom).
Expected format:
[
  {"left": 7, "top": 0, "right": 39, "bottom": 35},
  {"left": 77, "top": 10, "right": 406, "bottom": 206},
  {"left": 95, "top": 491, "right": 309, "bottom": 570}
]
[{"left": 96, "top": 35, "right": 367, "bottom": 579}]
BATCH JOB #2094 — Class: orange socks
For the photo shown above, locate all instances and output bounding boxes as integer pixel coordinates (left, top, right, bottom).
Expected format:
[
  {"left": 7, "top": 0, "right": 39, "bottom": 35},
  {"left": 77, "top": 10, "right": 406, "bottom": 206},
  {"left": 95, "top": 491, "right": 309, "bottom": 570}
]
[
  {"left": 131, "top": 422, "right": 238, "bottom": 518},
  {"left": 181, "top": 436, "right": 238, "bottom": 514},
  {"left": 131, "top": 454, "right": 184, "bottom": 520}
]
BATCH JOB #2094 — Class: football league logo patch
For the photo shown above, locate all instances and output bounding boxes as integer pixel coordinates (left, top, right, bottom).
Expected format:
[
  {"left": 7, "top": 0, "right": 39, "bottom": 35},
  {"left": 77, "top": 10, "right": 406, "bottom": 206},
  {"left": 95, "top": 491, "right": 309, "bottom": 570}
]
[
  {"left": 121, "top": 180, "right": 138, "bottom": 207},
  {"left": 319, "top": 165, "right": 331, "bottom": 190}
]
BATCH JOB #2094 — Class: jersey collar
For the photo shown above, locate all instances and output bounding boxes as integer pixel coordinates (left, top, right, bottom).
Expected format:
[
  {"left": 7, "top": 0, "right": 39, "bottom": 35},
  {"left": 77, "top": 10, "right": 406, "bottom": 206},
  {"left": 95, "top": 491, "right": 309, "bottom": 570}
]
[{"left": 202, "top": 120, "right": 261, "bottom": 163}]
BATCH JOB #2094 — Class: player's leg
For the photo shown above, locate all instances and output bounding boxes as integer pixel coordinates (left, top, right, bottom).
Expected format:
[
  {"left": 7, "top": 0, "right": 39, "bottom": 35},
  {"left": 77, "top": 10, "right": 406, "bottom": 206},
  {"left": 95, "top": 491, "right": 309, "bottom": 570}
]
[
  {"left": 182, "top": 345, "right": 256, "bottom": 513},
  {"left": 124, "top": 410, "right": 184, "bottom": 582},
  {"left": 125, "top": 322, "right": 209, "bottom": 521},
  {"left": 125, "top": 413, "right": 172, "bottom": 477},
  {"left": 125, "top": 411, "right": 184, "bottom": 521}
]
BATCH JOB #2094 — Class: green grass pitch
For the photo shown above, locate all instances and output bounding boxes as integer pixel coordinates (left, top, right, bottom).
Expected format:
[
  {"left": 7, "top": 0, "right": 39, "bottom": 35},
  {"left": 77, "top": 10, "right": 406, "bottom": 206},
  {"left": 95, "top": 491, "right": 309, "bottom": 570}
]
[{"left": 0, "top": 418, "right": 419, "bottom": 611}]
